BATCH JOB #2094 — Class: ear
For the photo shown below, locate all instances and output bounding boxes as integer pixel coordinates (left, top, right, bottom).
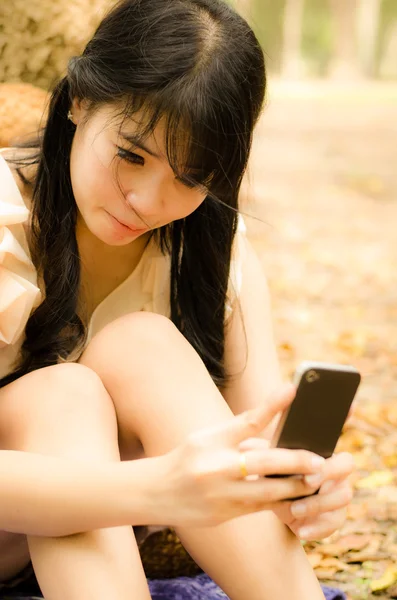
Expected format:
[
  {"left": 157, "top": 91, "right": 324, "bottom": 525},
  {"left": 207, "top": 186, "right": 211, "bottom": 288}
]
[{"left": 70, "top": 97, "right": 90, "bottom": 125}]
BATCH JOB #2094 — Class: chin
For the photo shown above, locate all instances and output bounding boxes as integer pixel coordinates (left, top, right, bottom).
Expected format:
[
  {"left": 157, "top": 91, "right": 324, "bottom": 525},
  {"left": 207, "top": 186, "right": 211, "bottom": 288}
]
[
  {"left": 96, "top": 227, "right": 136, "bottom": 246},
  {"left": 105, "top": 214, "right": 148, "bottom": 245},
  {"left": 80, "top": 210, "right": 133, "bottom": 246}
]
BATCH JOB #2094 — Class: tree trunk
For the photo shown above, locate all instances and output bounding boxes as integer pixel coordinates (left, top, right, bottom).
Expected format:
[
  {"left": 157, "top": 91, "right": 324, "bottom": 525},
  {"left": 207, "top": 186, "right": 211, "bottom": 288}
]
[
  {"left": 328, "top": 0, "right": 361, "bottom": 80},
  {"left": 281, "top": 0, "right": 305, "bottom": 79},
  {"left": 380, "top": 21, "right": 397, "bottom": 79},
  {"left": 356, "top": 0, "right": 381, "bottom": 77}
]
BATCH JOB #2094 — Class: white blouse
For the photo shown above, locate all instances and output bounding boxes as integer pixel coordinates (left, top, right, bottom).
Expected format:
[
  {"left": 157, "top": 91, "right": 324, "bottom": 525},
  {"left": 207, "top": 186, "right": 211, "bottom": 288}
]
[{"left": 0, "top": 152, "right": 247, "bottom": 380}]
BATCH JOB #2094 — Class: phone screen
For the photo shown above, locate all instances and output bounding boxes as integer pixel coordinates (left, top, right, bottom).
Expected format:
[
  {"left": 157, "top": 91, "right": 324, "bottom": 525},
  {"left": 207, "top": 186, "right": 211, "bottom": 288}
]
[{"left": 274, "top": 366, "right": 361, "bottom": 458}]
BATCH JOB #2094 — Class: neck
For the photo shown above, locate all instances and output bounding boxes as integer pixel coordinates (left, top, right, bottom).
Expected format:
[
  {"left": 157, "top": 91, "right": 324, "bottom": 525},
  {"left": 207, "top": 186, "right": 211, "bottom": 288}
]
[{"left": 76, "top": 214, "right": 151, "bottom": 272}]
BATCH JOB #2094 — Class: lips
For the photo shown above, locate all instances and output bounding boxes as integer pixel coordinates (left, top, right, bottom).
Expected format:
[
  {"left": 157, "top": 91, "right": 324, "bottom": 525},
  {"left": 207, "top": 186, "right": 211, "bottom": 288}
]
[
  {"left": 116, "top": 218, "right": 145, "bottom": 232},
  {"left": 109, "top": 212, "right": 147, "bottom": 232}
]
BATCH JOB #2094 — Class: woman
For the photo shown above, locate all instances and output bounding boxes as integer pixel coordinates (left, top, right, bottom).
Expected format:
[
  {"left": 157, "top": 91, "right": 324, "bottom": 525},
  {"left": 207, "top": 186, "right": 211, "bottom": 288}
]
[{"left": 0, "top": 0, "right": 353, "bottom": 598}]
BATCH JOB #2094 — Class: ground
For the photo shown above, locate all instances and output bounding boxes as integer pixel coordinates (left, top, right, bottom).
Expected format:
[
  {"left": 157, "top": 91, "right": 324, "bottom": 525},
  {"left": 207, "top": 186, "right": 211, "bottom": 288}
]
[{"left": 246, "top": 79, "right": 397, "bottom": 599}]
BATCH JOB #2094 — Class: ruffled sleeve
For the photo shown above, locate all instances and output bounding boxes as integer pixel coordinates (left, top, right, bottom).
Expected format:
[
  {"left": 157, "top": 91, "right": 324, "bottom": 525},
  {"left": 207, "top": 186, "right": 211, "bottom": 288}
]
[{"left": 0, "top": 154, "right": 41, "bottom": 350}]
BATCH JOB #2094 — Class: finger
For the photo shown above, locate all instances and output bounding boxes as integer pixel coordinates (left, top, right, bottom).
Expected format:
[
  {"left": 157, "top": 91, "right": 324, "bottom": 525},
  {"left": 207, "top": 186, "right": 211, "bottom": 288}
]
[
  {"left": 231, "top": 473, "right": 319, "bottom": 506},
  {"left": 272, "top": 501, "right": 296, "bottom": 527},
  {"left": 296, "top": 509, "right": 346, "bottom": 541},
  {"left": 307, "top": 452, "right": 354, "bottom": 488},
  {"left": 290, "top": 480, "right": 353, "bottom": 520},
  {"left": 239, "top": 438, "right": 270, "bottom": 452},
  {"left": 231, "top": 448, "right": 325, "bottom": 479},
  {"left": 221, "top": 384, "right": 296, "bottom": 446}
]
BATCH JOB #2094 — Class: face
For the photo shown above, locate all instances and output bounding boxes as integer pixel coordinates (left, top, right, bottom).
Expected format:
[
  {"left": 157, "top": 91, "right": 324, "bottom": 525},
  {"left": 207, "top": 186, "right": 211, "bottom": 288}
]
[{"left": 69, "top": 100, "right": 208, "bottom": 247}]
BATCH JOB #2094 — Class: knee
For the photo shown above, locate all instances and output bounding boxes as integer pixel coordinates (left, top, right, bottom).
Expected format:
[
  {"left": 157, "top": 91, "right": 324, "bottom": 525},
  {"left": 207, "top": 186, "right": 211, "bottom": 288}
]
[
  {"left": 106, "top": 312, "right": 179, "bottom": 346},
  {"left": 81, "top": 311, "right": 186, "bottom": 368},
  {"left": 0, "top": 363, "right": 117, "bottom": 450}
]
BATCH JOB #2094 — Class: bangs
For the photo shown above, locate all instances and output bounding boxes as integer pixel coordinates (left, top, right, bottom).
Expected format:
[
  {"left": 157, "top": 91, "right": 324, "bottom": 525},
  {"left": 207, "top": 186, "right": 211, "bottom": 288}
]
[{"left": 113, "top": 88, "right": 247, "bottom": 201}]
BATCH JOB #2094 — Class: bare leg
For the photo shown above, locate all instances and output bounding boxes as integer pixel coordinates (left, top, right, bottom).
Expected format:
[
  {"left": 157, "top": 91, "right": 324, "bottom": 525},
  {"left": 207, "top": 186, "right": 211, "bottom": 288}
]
[
  {"left": 80, "top": 313, "right": 325, "bottom": 600},
  {"left": 0, "top": 363, "right": 151, "bottom": 600}
]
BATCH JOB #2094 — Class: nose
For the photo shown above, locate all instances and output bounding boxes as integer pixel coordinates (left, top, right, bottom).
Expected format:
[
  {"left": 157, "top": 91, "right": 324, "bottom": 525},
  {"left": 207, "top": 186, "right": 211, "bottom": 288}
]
[{"left": 125, "top": 184, "right": 164, "bottom": 223}]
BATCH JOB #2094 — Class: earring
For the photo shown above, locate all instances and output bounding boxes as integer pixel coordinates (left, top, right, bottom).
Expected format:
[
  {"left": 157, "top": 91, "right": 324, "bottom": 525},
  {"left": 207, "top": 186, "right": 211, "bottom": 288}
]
[{"left": 67, "top": 110, "right": 74, "bottom": 122}]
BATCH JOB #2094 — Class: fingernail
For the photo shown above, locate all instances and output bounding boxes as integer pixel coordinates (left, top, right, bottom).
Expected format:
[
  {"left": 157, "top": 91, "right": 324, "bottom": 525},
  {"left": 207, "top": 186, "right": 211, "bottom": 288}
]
[
  {"left": 298, "top": 526, "right": 314, "bottom": 540},
  {"left": 305, "top": 473, "right": 323, "bottom": 488},
  {"left": 311, "top": 456, "right": 325, "bottom": 469},
  {"left": 291, "top": 502, "right": 306, "bottom": 518}
]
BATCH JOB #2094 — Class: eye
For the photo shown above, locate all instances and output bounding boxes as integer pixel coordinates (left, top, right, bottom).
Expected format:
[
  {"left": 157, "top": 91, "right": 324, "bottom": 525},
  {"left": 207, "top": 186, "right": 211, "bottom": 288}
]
[{"left": 116, "top": 147, "right": 145, "bottom": 166}]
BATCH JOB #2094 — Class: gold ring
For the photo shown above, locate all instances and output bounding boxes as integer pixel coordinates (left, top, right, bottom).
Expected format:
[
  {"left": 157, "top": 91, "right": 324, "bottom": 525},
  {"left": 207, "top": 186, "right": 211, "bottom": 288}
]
[{"left": 239, "top": 452, "right": 248, "bottom": 478}]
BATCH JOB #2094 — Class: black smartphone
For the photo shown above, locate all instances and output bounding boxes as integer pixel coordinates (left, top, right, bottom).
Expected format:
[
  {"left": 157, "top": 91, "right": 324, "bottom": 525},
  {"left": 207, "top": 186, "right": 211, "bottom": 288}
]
[{"left": 268, "top": 362, "right": 361, "bottom": 494}]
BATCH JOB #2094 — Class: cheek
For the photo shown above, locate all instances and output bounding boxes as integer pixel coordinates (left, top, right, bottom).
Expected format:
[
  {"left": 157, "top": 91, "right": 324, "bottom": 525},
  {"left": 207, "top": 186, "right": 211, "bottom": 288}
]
[
  {"left": 70, "top": 135, "right": 118, "bottom": 211},
  {"left": 171, "top": 191, "right": 206, "bottom": 221}
]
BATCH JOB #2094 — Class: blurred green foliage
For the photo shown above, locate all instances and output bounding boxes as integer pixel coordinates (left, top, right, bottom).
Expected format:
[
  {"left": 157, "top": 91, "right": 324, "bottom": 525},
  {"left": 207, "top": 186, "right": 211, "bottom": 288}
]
[
  {"left": 228, "top": 0, "right": 397, "bottom": 77},
  {"left": 378, "top": 0, "right": 397, "bottom": 69},
  {"left": 301, "top": 0, "right": 333, "bottom": 76},
  {"left": 251, "top": 0, "right": 284, "bottom": 72},
  {"left": 250, "top": 0, "right": 334, "bottom": 75}
]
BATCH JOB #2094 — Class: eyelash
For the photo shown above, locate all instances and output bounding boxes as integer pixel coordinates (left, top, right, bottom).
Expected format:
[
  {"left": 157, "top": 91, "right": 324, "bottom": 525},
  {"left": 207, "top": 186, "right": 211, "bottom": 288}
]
[
  {"left": 116, "top": 147, "right": 204, "bottom": 191},
  {"left": 116, "top": 147, "right": 144, "bottom": 166}
]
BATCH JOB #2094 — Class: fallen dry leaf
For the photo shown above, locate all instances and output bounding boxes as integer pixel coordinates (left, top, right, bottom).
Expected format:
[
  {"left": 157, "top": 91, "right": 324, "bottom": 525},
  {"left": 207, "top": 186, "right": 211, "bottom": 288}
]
[
  {"left": 346, "top": 503, "right": 369, "bottom": 521},
  {"left": 315, "top": 567, "right": 340, "bottom": 580},
  {"left": 344, "top": 536, "right": 383, "bottom": 563},
  {"left": 355, "top": 470, "right": 395, "bottom": 489},
  {"left": 319, "top": 534, "right": 373, "bottom": 556},
  {"left": 342, "top": 517, "right": 379, "bottom": 534},
  {"left": 334, "top": 330, "right": 369, "bottom": 357},
  {"left": 370, "top": 565, "right": 397, "bottom": 592},
  {"left": 386, "top": 406, "right": 397, "bottom": 427},
  {"left": 248, "top": 80, "right": 397, "bottom": 600},
  {"left": 383, "top": 455, "right": 397, "bottom": 468},
  {"left": 307, "top": 552, "right": 323, "bottom": 568},
  {"left": 317, "top": 557, "right": 356, "bottom": 572},
  {"left": 387, "top": 583, "right": 397, "bottom": 598}
]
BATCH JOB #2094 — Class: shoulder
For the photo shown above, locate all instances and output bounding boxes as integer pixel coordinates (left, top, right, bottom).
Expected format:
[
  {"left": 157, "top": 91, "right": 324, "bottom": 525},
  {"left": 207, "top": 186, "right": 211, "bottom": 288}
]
[
  {"left": 0, "top": 147, "right": 33, "bottom": 209},
  {"left": 0, "top": 150, "right": 41, "bottom": 351}
]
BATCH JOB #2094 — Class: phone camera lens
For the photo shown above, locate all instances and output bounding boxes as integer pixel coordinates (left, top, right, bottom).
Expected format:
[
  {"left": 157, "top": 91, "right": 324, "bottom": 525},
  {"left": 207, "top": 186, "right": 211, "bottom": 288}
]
[{"left": 306, "top": 370, "right": 320, "bottom": 383}]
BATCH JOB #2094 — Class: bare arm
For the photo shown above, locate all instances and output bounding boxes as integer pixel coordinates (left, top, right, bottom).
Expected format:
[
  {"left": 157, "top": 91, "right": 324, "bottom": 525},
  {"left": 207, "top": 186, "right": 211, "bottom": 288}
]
[
  {"left": 0, "top": 395, "right": 324, "bottom": 539},
  {"left": 0, "top": 450, "right": 165, "bottom": 537},
  {"left": 222, "top": 235, "right": 283, "bottom": 435}
]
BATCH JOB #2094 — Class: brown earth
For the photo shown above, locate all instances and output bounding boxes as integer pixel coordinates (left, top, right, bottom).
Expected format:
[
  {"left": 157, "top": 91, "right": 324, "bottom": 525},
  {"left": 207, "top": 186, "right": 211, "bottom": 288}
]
[{"left": 246, "top": 79, "right": 397, "bottom": 600}]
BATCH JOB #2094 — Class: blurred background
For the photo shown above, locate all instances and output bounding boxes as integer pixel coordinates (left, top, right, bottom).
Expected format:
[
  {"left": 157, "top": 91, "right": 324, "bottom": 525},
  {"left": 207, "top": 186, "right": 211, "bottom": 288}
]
[
  {"left": 240, "top": 0, "right": 397, "bottom": 80},
  {"left": 0, "top": 0, "right": 396, "bottom": 405},
  {"left": 1, "top": 0, "right": 397, "bottom": 85}
]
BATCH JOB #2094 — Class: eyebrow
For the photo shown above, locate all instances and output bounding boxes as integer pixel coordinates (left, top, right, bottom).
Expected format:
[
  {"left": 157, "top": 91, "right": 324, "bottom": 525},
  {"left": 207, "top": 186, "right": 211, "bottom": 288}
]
[{"left": 120, "top": 133, "right": 162, "bottom": 159}]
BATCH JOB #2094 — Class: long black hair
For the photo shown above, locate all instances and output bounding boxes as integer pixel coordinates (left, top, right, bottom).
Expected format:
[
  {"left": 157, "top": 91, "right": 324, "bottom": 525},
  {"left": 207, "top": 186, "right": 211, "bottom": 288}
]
[{"left": 1, "top": 0, "right": 266, "bottom": 389}]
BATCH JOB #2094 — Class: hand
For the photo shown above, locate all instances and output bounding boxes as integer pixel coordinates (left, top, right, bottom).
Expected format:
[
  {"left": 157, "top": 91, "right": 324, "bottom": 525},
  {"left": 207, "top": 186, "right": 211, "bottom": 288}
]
[
  {"left": 159, "top": 384, "right": 327, "bottom": 529},
  {"left": 273, "top": 452, "right": 354, "bottom": 540}
]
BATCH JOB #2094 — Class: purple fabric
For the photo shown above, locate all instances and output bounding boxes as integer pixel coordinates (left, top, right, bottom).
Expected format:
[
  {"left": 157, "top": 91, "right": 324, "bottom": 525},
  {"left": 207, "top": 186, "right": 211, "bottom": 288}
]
[
  {"left": 147, "top": 574, "right": 346, "bottom": 600},
  {"left": 1, "top": 575, "right": 346, "bottom": 600},
  {"left": 321, "top": 586, "right": 346, "bottom": 600}
]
